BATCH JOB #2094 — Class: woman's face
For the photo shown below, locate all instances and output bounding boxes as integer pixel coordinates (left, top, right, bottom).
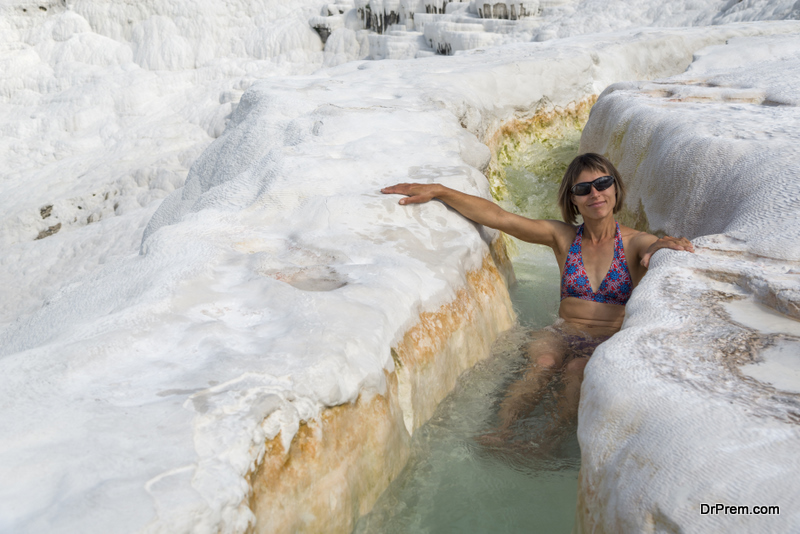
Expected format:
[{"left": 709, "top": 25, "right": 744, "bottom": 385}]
[{"left": 571, "top": 168, "right": 616, "bottom": 220}]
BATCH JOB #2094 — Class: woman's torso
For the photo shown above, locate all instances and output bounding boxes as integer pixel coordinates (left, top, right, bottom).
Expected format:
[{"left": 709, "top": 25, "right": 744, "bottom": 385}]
[{"left": 552, "top": 221, "right": 644, "bottom": 333}]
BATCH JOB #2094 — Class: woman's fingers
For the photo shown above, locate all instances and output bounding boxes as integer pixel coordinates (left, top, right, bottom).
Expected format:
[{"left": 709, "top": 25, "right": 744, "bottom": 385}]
[
  {"left": 381, "top": 183, "right": 435, "bottom": 204},
  {"left": 663, "top": 236, "right": 695, "bottom": 252},
  {"left": 380, "top": 183, "right": 412, "bottom": 195},
  {"left": 642, "top": 236, "right": 695, "bottom": 268},
  {"left": 399, "top": 195, "right": 429, "bottom": 205}
]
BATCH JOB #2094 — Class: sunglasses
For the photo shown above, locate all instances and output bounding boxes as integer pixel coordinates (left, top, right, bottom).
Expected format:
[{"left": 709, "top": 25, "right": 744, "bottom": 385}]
[{"left": 571, "top": 175, "right": 615, "bottom": 196}]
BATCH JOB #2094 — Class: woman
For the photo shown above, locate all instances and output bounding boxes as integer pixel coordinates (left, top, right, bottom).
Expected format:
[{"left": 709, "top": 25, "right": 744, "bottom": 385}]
[{"left": 381, "top": 153, "right": 694, "bottom": 438}]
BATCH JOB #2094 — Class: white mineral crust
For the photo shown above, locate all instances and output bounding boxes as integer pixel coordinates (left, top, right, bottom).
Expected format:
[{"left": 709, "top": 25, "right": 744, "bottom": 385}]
[
  {"left": 2, "top": 0, "right": 800, "bottom": 531},
  {"left": 322, "top": 0, "right": 800, "bottom": 59},
  {"left": 579, "top": 33, "right": 800, "bottom": 532}
]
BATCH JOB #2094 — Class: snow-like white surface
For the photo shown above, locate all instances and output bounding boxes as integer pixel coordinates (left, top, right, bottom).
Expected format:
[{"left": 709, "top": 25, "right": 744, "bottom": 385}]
[
  {"left": 319, "top": 0, "right": 800, "bottom": 59},
  {"left": 3, "top": 0, "right": 800, "bottom": 532},
  {"left": 585, "top": 34, "right": 800, "bottom": 261},
  {"left": 579, "top": 33, "right": 800, "bottom": 532},
  {"left": 0, "top": 0, "right": 330, "bottom": 329},
  {"left": 741, "top": 340, "right": 800, "bottom": 394},
  {"left": 726, "top": 299, "right": 800, "bottom": 337}
]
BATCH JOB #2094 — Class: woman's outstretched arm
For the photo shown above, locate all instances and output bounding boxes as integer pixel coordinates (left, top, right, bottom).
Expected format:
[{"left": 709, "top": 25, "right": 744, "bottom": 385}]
[{"left": 381, "top": 183, "right": 566, "bottom": 248}]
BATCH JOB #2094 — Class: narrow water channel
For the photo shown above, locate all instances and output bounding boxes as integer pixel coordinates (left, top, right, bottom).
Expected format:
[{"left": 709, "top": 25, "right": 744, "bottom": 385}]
[{"left": 355, "top": 127, "right": 583, "bottom": 533}]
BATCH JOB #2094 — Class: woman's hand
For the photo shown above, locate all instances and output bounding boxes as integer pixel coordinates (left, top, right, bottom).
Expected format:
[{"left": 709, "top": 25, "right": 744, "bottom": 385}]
[
  {"left": 381, "top": 182, "right": 565, "bottom": 248},
  {"left": 380, "top": 183, "right": 442, "bottom": 205},
  {"left": 640, "top": 236, "right": 695, "bottom": 268}
]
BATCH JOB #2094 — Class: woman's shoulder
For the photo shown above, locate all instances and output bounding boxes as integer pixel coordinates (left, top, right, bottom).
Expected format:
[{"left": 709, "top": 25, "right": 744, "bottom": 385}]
[
  {"left": 618, "top": 223, "right": 659, "bottom": 253},
  {"left": 619, "top": 223, "right": 650, "bottom": 239},
  {"left": 547, "top": 221, "right": 579, "bottom": 254},
  {"left": 553, "top": 220, "right": 580, "bottom": 238}
]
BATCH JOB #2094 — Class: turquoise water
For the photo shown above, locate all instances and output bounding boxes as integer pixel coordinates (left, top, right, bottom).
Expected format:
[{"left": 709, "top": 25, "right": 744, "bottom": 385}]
[
  {"left": 353, "top": 243, "right": 577, "bottom": 534},
  {"left": 355, "top": 131, "right": 582, "bottom": 534}
]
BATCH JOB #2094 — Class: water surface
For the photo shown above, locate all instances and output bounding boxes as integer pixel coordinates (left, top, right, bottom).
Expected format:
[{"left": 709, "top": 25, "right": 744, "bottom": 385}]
[{"left": 354, "top": 127, "right": 582, "bottom": 534}]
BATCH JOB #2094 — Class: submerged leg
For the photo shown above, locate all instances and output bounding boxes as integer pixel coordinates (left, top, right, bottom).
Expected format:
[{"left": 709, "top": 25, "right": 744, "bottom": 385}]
[
  {"left": 494, "top": 329, "right": 568, "bottom": 433},
  {"left": 545, "top": 331, "right": 609, "bottom": 441},
  {"left": 552, "top": 356, "right": 588, "bottom": 427}
]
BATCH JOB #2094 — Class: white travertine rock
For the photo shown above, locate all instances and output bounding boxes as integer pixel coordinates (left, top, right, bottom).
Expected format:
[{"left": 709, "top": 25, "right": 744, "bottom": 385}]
[
  {"left": 3, "top": 1, "right": 800, "bottom": 532},
  {"left": 470, "top": 0, "right": 541, "bottom": 20},
  {"left": 578, "top": 33, "right": 800, "bottom": 533},
  {"left": 318, "top": 0, "right": 800, "bottom": 60}
]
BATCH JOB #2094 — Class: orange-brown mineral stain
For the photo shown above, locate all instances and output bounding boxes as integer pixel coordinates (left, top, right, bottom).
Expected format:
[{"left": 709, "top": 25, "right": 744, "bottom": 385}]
[
  {"left": 394, "top": 253, "right": 511, "bottom": 369},
  {"left": 245, "top": 250, "right": 515, "bottom": 534},
  {"left": 247, "top": 372, "right": 409, "bottom": 534}
]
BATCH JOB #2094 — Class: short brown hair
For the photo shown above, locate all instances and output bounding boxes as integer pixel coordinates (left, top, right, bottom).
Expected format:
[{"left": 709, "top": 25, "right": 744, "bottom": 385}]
[{"left": 557, "top": 153, "right": 626, "bottom": 225}]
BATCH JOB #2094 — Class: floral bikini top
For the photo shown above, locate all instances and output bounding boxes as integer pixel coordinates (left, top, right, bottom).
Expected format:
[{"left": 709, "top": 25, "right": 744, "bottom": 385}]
[{"left": 560, "top": 222, "right": 633, "bottom": 306}]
